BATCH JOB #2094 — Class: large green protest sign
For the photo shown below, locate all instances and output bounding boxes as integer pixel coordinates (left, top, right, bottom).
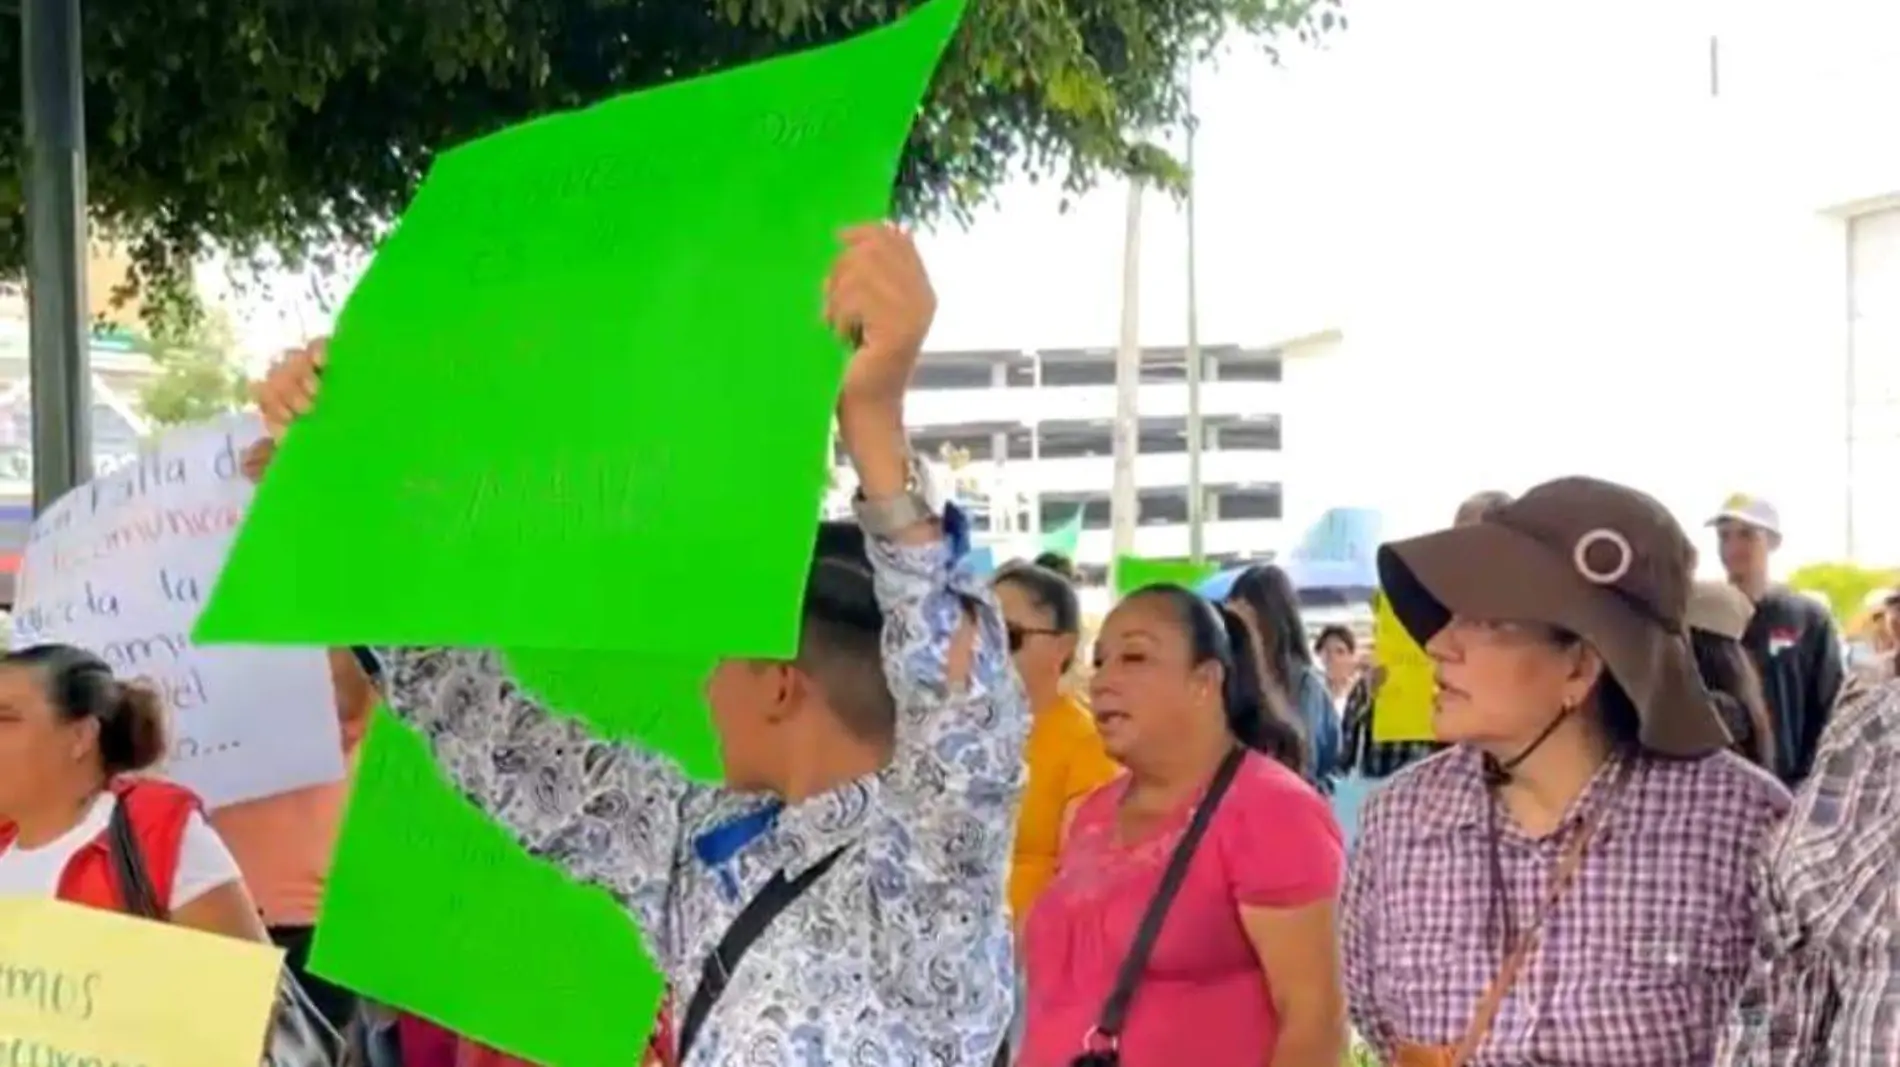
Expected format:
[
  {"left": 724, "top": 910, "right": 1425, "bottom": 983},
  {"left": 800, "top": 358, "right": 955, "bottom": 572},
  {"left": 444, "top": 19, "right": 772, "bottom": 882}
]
[
  {"left": 311, "top": 650, "right": 719, "bottom": 1067},
  {"left": 196, "top": 0, "right": 969, "bottom": 658}
]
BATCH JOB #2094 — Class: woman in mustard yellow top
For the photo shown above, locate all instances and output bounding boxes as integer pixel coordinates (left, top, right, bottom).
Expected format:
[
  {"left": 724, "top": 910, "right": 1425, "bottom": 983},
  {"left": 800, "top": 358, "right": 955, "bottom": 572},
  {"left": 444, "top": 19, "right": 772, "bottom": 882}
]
[{"left": 993, "top": 561, "right": 1122, "bottom": 920}]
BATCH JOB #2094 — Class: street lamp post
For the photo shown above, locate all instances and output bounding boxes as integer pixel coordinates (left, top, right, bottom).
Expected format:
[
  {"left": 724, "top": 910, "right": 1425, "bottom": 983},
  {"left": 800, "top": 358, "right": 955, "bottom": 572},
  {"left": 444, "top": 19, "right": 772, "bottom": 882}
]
[
  {"left": 1029, "top": 348, "right": 1044, "bottom": 541},
  {"left": 22, "top": 0, "right": 93, "bottom": 510},
  {"left": 1184, "top": 70, "right": 1205, "bottom": 563},
  {"left": 1110, "top": 179, "right": 1143, "bottom": 587}
]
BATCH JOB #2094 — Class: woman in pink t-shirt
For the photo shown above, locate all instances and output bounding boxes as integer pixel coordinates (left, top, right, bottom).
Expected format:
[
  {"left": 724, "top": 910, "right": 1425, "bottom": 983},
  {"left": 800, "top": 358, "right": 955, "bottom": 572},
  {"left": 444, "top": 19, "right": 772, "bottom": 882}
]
[{"left": 1019, "top": 584, "right": 1346, "bottom": 1067}]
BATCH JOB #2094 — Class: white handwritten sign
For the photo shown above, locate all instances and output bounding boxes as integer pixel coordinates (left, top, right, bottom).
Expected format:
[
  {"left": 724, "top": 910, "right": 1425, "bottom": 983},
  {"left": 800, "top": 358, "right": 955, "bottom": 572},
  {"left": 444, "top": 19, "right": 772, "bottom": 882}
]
[{"left": 8, "top": 414, "right": 342, "bottom": 808}]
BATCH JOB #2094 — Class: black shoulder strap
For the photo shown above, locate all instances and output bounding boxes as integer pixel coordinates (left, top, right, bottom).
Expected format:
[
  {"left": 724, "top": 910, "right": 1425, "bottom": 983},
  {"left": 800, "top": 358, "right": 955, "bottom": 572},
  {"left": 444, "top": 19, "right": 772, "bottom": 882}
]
[
  {"left": 676, "top": 846, "right": 846, "bottom": 1061},
  {"left": 1095, "top": 747, "right": 1246, "bottom": 1039},
  {"left": 348, "top": 646, "right": 384, "bottom": 683},
  {"left": 106, "top": 792, "right": 168, "bottom": 921}
]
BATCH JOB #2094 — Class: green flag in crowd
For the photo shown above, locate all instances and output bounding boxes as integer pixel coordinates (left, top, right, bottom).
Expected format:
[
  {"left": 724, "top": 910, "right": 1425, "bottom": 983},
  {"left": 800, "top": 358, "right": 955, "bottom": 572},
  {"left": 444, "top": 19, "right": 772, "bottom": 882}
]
[
  {"left": 1039, "top": 506, "right": 1085, "bottom": 558},
  {"left": 1113, "top": 555, "right": 1221, "bottom": 599}
]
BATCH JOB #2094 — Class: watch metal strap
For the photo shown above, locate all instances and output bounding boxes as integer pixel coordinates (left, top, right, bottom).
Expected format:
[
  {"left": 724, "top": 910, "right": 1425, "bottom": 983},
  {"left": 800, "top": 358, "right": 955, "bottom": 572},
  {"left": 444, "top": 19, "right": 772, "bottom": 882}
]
[
  {"left": 853, "top": 488, "right": 933, "bottom": 535},
  {"left": 852, "top": 453, "right": 935, "bottom": 535}
]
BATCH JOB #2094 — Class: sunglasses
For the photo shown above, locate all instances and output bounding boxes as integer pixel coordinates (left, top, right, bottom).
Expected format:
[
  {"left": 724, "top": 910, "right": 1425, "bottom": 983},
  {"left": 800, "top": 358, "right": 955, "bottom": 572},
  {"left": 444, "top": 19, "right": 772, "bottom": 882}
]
[{"left": 1006, "top": 625, "right": 1067, "bottom": 652}]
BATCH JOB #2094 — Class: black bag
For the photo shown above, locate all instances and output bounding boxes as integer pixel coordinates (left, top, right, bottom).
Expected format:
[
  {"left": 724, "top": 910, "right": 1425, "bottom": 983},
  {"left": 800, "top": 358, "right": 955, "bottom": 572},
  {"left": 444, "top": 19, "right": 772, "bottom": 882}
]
[
  {"left": 107, "top": 797, "right": 348, "bottom": 1067},
  {"left": 674, "top": 846, "right": 847, "bottom": 1063},
  {"left": 1069, "top": 748, "right": 1246, "bottom": 1067}
]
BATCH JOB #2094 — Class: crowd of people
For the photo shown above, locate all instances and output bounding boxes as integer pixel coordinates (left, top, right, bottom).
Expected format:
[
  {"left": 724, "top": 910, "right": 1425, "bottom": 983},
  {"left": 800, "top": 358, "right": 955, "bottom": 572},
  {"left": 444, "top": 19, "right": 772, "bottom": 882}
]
[{"left": 0, "top": 226, "right": 1894, "bottom": 1067}]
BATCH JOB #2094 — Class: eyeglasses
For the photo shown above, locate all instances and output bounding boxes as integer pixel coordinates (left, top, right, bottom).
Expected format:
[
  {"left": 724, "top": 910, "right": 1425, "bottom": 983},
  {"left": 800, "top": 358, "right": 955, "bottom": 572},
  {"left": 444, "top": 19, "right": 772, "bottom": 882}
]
[
  {"left": 1006, "top": 625, "right": 1066, "bottom": 652},
  {"left": 1447, "top": 616, "right": 1577, "bottom": 647}
]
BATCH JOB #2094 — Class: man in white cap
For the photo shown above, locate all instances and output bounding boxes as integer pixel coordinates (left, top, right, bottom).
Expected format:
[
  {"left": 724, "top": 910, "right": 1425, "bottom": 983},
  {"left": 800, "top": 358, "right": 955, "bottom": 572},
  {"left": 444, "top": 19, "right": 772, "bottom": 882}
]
[{"left": 1707, "top": 493, "right": 1844, "bottom": 787}]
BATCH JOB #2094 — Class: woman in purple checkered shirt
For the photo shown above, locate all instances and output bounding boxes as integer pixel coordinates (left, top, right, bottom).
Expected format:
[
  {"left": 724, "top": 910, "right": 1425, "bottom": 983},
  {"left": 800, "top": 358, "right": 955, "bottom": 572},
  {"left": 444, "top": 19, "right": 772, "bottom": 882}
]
[{"left": 1341, "top": 478, "right": 1791, "bottom": 1067}]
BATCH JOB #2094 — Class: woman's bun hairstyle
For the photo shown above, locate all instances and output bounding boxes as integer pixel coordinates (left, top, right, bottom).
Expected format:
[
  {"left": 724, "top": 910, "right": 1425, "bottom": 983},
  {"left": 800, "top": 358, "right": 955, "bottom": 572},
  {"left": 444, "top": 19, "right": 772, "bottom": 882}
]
[
  {"left": 100, "top": 679, "right": 170, "bottom": 775},
  {"left": 4, "top": 643, "right": 171, "bottom": 775},
  {"left": 1032, "top": 551, "right": 1080, "bottom": 582}
]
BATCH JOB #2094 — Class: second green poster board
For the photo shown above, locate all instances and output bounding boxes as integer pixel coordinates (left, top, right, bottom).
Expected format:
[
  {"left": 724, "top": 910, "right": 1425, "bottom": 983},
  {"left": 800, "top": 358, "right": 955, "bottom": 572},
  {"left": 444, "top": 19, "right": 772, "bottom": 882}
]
[{"left": 310, "top": 649, "right": 720, "bottom": 1067}]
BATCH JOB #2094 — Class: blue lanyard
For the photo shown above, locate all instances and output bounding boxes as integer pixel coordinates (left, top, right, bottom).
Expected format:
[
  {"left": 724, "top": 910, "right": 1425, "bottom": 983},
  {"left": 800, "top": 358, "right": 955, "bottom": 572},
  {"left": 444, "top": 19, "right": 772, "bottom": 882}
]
[{"left": 691, "top": 803, "right": 782, "bottom": 902}]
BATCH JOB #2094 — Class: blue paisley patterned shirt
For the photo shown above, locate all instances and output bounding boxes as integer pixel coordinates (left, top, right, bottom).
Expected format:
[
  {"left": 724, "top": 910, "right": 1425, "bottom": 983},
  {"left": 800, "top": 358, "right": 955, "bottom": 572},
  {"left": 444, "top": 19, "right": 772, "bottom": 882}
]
[{"left": 377, "top": 531, "right": 1027, "bottom": 1067}]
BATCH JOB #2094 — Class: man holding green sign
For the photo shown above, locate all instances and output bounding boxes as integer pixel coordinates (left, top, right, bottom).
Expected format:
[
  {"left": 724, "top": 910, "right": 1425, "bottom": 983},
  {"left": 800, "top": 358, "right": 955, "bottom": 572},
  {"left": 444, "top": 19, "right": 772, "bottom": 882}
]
[{"left": 253, "top": 224, "right": 1025, "bottom": 1066}]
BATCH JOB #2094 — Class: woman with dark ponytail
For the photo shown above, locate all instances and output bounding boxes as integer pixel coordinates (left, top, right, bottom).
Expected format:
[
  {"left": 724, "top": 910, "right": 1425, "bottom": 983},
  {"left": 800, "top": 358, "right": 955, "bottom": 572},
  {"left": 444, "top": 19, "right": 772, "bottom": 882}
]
[
  {"left": 1213, "top": 603, "right": 1310, "bottom": 772},
  {"left": 0, "top": 644, "right": 266, "bottom": 943},
  {"left": 1017, "top": 584, "right": 1347, "bottom": 1067},
  {"left": 1226, "top": 564, "right": 1339, "bottom": 791}
]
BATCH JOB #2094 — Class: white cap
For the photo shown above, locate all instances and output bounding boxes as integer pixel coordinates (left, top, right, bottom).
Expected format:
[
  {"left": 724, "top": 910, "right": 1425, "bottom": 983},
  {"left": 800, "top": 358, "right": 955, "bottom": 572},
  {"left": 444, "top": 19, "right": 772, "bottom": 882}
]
[{"left": 1705, "top": 493, "right": 1781, "bottom": 538}]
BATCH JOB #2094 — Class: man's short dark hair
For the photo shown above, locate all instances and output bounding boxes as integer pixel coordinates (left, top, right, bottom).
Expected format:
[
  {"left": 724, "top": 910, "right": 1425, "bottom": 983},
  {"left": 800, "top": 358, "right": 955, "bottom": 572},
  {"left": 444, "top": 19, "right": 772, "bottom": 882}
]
[{"left": 798, "top": 522, "right": 895, "bottom": 741}]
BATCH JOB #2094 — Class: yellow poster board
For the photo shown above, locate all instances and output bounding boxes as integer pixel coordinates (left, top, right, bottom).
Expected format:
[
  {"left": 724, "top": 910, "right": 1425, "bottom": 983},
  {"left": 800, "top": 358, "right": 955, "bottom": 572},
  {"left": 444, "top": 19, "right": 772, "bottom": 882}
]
[
  {"left": 0, "top": 898, "right": 281, "bottom": 1067},
  {"left": 1372, "top": 596, "right": 1438, "bottom": 742}
]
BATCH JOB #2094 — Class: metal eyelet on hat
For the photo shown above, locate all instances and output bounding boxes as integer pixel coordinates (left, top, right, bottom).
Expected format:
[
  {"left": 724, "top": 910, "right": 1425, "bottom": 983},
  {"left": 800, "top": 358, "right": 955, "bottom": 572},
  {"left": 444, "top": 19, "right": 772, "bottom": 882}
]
[{"left": 1573, "top": 528, "right": 1634, "bottom": 585}]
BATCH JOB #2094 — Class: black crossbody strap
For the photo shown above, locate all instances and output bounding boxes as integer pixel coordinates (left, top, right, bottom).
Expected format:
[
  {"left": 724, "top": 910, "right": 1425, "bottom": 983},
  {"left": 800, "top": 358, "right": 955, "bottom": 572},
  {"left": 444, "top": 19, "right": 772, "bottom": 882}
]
[
  {"left": 676, "top": 846, "right": 847, "bottom": 1061},
  {"left": 106, "top": 793, "right": 168, "bottom": 920},
  {"left": 1096, "top": 747, "right": 1246, "bottom": 1037},
  {"left": 348, "top": 646, "right": 384, "bottom": 682}
]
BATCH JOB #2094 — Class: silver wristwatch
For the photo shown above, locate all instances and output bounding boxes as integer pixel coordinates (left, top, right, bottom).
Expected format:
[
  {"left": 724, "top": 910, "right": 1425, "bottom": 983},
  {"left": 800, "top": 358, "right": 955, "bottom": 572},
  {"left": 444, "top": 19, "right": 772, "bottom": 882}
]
[{"left": 851, "top": 452, "right": 936, "bottom": 536}]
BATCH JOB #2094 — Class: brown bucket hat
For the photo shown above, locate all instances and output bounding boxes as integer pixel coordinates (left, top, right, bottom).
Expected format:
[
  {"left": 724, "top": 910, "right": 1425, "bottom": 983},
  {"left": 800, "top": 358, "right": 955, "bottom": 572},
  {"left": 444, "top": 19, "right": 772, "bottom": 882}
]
[{"left": 1375, "top": 476, "right": 1730, "bottom": 758}]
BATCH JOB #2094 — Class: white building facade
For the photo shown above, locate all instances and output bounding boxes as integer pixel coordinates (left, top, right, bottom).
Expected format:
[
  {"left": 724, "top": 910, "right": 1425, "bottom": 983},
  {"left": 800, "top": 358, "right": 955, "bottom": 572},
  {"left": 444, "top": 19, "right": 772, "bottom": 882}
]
[
  {"left": 830, "top": 332, "right": 1343, "bottom": 577},
  {"left": 1844, "top": 204, "right": 1900, "bottom": 562}
]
